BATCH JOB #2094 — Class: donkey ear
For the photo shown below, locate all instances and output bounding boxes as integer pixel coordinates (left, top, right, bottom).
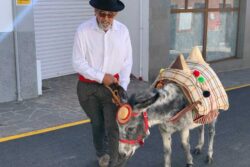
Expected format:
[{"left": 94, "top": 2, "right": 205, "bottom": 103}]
[
  {"left": 187, "top": 46, "right": 206, "bottom": 64},
  {"left": 170, "top": 54, "right": 191, "bottom": 74}
]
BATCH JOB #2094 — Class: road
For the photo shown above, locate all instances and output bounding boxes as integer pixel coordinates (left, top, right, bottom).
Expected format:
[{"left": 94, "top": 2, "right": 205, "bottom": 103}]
[{"left": 0, "top": 86, "right": 250, "bottom": 167}]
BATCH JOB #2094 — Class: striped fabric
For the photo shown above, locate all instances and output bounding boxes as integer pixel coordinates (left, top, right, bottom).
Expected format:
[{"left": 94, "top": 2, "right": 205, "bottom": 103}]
[
  {"left": 193, "top": 110, "right": 219, "bottom": 124},
  {"left": 154, "top": 62, "right": 229, "bottom": 116}
]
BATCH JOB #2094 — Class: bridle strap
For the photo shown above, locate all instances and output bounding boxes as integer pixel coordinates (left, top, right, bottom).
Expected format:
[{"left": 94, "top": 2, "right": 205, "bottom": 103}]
[
  {"left": 119, "top": 136, "right": 144, "bottom": 146},
  {"left": 119, "top": 111, "right": 149, "bottom": 146},
  {"left": 168, "top": 101, "right": 200, "bottom": 123},
  {"left": 142, "top": 112, "right": 149, "bottom": 133}
]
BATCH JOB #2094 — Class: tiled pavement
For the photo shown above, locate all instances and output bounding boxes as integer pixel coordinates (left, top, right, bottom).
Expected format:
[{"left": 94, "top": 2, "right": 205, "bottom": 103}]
[
  {"left": 0, "top": 68, "right": 250, "bottom": 138},
  {"left": 0, "top": 74, "right": 150, "bottom": 138}
]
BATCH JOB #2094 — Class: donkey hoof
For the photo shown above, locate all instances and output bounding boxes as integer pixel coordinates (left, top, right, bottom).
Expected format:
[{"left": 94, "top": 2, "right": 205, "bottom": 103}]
[
  {"left": 186, "top": 164, "right": 193, "bottom": 167},
  {"left": 206, "top": 156, "right": 213, "bottom": 164},
  {"left": 193, "top": 148, "right": 201, "bottom": 155}
]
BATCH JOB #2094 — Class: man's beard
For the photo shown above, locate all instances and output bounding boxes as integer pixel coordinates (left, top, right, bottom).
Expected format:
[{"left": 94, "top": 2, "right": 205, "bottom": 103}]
[{"left": 98, "top": 22, "right": 112, "bottom": 31}]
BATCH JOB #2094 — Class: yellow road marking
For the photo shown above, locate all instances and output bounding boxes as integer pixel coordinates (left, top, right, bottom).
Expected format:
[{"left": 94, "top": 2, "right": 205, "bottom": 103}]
[
  {"left": 0, "top": 84, "right": 249, "bottom": 143},
  {"left": 225, "top": 84, "right": 250, "bottom": 91},
  {"left": 0, "top": 120, "right": 90, "bottom": 143}
]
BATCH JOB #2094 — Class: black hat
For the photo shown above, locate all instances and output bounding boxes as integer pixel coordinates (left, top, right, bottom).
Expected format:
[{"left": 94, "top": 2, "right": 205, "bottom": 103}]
[{"left": 89, "top": 0, "right": 125, "bottom": 12}]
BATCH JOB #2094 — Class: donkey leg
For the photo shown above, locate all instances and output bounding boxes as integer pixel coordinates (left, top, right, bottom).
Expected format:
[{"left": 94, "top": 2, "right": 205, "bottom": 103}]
[
  {"left": 194, "top": 125, "right": 205, "bottom": 155},
  {"left": 180, "top": 129, "right": 193, "bottom": 167},
  {"left": 206, "top": 119, "right": 217, "bottom": 164},
  {"left": 159, "top": 125, "right": 172, "bottom": 167}
]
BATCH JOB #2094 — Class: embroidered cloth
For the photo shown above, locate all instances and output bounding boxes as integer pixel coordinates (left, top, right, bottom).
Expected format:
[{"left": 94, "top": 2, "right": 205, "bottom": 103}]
[{"left": 152, "top": 48, "right": 229, "bottom": 116}]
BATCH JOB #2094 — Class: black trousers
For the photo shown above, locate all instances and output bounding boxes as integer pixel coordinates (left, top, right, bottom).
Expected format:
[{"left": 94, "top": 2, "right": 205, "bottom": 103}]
[{"left": 77, "top": 81, "right": 125, "bottom": 167}]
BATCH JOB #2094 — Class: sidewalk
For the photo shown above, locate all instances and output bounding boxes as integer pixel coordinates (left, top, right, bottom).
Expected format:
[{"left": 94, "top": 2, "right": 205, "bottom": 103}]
[{"left": 0, "top": 68, "right": 250, "bottom": 138}]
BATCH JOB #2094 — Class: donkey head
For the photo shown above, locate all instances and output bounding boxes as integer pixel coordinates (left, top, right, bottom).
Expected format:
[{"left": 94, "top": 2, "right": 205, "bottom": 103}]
[
  {"left": 117, "top": 83, "right": 188, "bottom": 157},
  {"left": 116, "top": 88, "right": 159, "bottom": 157},
  {"left": 117, "top": 54, "right": 192, "bottom": 158}
]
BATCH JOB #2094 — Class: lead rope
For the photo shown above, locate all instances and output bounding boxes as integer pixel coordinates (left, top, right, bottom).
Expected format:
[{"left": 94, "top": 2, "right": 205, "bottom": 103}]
[{"left": 105, "top": 85, "right": 123, "bottom": 107}]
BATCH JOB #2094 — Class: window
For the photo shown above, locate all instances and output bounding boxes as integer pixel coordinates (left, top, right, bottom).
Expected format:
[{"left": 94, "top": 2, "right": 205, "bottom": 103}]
[{"left": 170, "top": 0, "right": 240, "bottom": 62}]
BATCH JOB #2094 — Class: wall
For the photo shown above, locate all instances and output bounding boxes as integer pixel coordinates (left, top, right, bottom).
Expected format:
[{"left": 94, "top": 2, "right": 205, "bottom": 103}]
[
  {"left": 149, "top": 0, "right": 171, "bottom": 82},
  {"left": 16, "top": 5, "right": 37, "bottom": 99},
  {"left": 16, "top": 4, "right": 38, "bottom": 99},
  {"left": 0, "top": 1, "right": 16, "bottom": 102},
  {"left": 0, "top": 1, "right": 37, "bottom": 103},
  {"left": 0, "top": 33, "right": 16, "bottom": 103},
  {"left": 117, "top": 0, "right": 149, "bottom": 81}
]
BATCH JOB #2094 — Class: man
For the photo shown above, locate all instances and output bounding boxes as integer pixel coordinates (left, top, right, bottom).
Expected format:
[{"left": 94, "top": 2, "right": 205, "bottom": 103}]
[{"left": 72, "top": 0, "right": 132, "bottom": 166}]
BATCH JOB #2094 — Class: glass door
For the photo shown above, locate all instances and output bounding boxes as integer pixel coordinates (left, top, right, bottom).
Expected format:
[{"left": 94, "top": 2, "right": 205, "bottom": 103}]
[{"left": 170, "top": 0, "right": 240, "bottom": 62}]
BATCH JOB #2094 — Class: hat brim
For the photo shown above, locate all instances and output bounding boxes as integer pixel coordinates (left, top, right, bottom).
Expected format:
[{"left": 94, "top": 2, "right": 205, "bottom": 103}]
[{"left": 90, "top": 0, "right": 125, "bottom": 12}]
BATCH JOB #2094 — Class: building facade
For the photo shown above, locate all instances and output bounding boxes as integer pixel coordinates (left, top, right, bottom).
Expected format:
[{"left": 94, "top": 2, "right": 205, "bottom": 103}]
[
  {"left": 150, "top": 0, "right": 250, "bottom": 80},
  {"left": 0, "top": 0, "right": 250, "bottom": 103}
]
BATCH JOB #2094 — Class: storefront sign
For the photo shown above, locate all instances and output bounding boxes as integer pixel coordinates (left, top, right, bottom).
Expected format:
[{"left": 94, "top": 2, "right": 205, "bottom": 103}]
[{"left": 17, "top": 0, "right": 32, "bottom": 5}]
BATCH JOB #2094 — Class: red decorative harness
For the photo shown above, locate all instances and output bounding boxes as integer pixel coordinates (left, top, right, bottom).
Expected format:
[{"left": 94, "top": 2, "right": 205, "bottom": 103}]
[
  {"left": 118, "top": 111, "right": 149, "bottom": 146},
  {"left": 117, "top": 101, "right": 201, "bottom": 146},
  {"left": 117, "top": 102, "right": 205, "bottom": 146}
]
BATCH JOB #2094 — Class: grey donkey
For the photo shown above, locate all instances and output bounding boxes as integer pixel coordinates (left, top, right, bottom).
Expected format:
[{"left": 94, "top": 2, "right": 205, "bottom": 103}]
[{"left": 117, "top": 83, "right": 218, "bottom": 167}]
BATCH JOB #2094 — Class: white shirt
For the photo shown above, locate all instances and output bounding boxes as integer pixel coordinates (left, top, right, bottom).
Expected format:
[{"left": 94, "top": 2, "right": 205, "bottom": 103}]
[{"left": 72, "top": 17, "right": 133, "bottom": 90}]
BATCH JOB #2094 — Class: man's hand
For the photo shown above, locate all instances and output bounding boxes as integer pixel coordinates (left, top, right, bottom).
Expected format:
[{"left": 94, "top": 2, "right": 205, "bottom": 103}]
[{"left": 102, "top": 74, "right": 118, "bottom": 86}]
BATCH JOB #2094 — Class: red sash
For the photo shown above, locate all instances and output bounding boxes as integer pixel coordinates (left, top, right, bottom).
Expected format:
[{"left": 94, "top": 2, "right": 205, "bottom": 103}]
[{"left": 78, "top": 73, "right": 119, "bottom": 83}]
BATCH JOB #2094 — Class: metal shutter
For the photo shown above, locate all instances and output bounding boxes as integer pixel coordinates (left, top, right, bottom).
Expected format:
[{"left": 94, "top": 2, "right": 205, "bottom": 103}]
[{"left": 34, "top": 0, "right": 93, "bottom": 79}]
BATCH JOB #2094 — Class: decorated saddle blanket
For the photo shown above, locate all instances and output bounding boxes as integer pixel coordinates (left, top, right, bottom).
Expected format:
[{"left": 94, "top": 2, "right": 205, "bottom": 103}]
[{"left": 152, "top": 47, "right": 229, "bottom": 119}]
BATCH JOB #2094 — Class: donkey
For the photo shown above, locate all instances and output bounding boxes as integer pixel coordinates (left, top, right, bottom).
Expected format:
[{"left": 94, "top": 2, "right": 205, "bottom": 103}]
[
  {"left": 117, "top": 83, "right": 217, "bottom": 167},
  {"left": 116, "top": 47, "right": 229, "bottom": 167}
]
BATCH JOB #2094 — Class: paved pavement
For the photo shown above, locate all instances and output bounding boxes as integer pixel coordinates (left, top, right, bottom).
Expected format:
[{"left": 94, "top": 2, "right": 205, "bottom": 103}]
[
  {"left": 0, "top": 87, "right": 250, "bottom": 167},
  {"left": 0, "top": 68, "right": 250, "bottom": 138}
]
